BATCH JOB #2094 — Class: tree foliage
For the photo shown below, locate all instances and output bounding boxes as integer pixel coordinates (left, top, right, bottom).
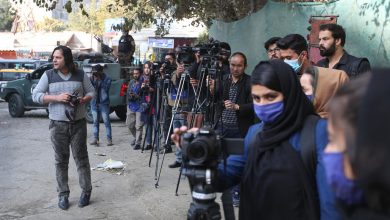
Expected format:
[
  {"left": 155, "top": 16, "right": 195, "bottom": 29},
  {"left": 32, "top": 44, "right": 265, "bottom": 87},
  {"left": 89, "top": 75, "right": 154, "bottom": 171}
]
[
  {"left": 12, "top": 0, "right": 332, "bottom": 35},
  {"left": 36, "top": 17, "right": 67, "bottom": 32},
  {"left": 0, "top": 0, "right": 14, "bottom": 31}
]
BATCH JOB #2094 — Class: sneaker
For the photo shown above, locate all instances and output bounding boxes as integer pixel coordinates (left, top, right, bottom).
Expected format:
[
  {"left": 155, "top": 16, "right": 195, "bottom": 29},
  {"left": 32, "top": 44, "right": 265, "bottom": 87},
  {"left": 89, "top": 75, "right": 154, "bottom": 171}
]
[
  {"left": 107, "top": 139, "right": 113, "bottom": 146},
  {"left": 133, "top": 144, "right": 141, "bottom": 150},
  {"left": 144, "top": 145, "right": 152, "bottom": 150},
  {"left": 232, "top": 190, "right": 240, "bottom": 207},
  {"left": 168, "top": 161, "right": 182, "bottom": 168},
  {"left": 58, "top": 195, "right": 69, "bottom": 210},
  {"left": 89, "top": 139, "right": 98, "bottom": 145},
  {"left": 78, "top": 192, "right": 91, "bottom": 208}
]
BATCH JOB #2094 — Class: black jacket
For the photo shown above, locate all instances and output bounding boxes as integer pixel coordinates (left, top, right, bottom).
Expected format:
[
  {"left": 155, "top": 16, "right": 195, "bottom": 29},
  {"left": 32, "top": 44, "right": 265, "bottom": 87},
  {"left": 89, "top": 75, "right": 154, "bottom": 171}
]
[
  {"left": 316, "top": 50, "right": 371, "bottom": 78},
  {"left": 215, "top": 73, "right": 254, "bottom": 137}
]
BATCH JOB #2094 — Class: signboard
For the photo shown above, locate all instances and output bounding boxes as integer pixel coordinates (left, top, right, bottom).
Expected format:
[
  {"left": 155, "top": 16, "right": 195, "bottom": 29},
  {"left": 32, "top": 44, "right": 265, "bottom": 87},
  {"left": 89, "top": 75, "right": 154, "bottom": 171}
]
[
  {"left": 148, "top": 38, "right": 174, "bottom": 49},
  {"left": 104, "top": 18, "right": 124, "bottom": 37}
]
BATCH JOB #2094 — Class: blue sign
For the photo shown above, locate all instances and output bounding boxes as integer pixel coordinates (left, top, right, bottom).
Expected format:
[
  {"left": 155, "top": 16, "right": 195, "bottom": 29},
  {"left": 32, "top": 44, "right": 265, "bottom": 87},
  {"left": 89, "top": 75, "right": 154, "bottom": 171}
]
[{"left": 148, "top": 38, "right": 174, "bottom": 49}]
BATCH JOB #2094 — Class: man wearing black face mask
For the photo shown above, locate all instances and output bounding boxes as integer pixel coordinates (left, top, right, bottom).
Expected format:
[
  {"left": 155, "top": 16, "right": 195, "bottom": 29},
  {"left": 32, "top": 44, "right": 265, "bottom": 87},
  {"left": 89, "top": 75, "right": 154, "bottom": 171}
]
[{"left": 317, "top": 24, "right": 371, "bottom": 78}]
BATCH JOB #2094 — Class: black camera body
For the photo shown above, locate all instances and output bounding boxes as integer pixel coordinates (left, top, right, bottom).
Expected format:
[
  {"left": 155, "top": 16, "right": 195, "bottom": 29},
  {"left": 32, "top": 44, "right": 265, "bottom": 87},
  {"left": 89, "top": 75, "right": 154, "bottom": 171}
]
[
  {"left": 181, "top": 127, "right": 221, "bottom": 168},
  {"left": 128, "top": 92, "right": 140, "bottom": 102},
  {"left": 68, "top": 91, "right": 80, "bottom": 106}
]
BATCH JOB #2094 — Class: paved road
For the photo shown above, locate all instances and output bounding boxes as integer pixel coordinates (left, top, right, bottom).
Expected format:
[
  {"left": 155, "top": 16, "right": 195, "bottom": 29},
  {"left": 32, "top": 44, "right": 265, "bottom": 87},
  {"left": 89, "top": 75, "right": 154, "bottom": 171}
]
[{"left": 0, "top": 102, "right": 206, "bottom": 220}]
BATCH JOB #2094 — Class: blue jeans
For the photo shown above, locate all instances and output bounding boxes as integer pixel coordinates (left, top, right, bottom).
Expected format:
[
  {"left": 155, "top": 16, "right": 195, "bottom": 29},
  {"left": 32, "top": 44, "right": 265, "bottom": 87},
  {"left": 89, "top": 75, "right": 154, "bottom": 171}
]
[
  {"left": 92, "top": 104, "right": 112, "bottom": 140},
  {"left": 145, "top": 115, "right": 154, "bottom": 145},
  {"left": 173, "top": 113, "right": 186, "bottom": 163}
]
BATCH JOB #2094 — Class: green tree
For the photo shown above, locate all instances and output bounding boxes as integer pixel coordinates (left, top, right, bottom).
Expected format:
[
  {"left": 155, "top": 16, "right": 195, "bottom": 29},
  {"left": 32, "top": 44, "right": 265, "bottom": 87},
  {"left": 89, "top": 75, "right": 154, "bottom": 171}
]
[
  {"left": 0, "top": 0, "right": 14, "bottom": 31},
  {"left": 67, "top": 0, "right": 154, "bottom": 35},
  {"left": 36, "top": 17, "right": 67, "bottom": 32}
]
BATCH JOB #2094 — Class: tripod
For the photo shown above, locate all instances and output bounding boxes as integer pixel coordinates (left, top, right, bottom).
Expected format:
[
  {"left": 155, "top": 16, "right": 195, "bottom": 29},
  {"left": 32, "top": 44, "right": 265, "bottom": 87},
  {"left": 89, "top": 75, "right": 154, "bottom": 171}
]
[{"left": 155, "top": 69, "right": 192, "bottom": 188}]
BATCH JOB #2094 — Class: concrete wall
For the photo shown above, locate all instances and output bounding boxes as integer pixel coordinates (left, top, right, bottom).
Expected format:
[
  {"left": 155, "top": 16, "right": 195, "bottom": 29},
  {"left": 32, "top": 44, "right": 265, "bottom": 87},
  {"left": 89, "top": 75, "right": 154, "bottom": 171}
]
[{"left": 210, "top": 0, "right": 390, "bottom": 73}]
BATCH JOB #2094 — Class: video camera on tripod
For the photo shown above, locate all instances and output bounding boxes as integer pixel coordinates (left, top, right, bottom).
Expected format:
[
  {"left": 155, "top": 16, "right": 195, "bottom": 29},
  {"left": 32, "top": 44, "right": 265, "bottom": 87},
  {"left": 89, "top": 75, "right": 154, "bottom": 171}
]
[{"left": 181, "top": 127, "right": 243, "bottom": 220}]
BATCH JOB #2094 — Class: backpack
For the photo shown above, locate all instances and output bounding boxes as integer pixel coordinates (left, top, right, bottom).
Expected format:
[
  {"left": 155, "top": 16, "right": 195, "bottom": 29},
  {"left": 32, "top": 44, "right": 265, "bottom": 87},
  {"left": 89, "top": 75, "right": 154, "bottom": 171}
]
[{"left": 240, "top": 115, "right": 320, "bottom": 220}]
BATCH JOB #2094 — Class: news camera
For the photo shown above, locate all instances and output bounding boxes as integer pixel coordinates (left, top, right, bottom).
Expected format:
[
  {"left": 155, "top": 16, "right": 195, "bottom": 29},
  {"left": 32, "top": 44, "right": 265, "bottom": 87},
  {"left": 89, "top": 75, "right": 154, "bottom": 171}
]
[{"left": 180, "top": 127, "right": 244, "bottom": 220}]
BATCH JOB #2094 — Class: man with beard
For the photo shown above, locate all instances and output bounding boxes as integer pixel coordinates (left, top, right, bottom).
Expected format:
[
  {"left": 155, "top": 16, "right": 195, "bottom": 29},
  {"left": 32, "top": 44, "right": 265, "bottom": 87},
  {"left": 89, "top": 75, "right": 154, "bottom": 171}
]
[
  {"left": 317, "top": 24, "right": 371, "bottom": 78},
  {"left": 264, "top": 37, "right": 281, "bottom": 60}
]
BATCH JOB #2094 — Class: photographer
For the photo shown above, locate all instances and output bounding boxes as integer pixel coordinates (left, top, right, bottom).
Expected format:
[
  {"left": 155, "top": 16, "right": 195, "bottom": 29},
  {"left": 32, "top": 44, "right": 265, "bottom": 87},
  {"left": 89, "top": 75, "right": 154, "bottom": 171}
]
[
  {"left": 126, "top": 68, "right": 147, "bottom": 150},
  {"left": 172, "top": 60, "right": 340, "bottom": 220},
  {"left": 89, "top": 64, "right": 113, "bottom": 146},
  {"left": 142, "top": 61, "right": 156, "bottom": 150},
  {"left": 32, "top": 46, "right": 95, "bottom": 210},
  {"left": 159, "top": 52, "right": 177, "bottom": 154},
  {"left": 167, "top": 52, "right": 197, "bottom": 168}
]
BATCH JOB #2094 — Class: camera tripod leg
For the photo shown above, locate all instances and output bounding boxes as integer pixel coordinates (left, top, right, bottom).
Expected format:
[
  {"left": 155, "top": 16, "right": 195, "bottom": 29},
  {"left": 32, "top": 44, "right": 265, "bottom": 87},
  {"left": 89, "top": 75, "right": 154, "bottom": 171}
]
[
  {"left": 155, "top": 147, "right": 167, "bottom": 188},
  {"left": 175, "top": 163, "right": 184, "bottom": 196}
]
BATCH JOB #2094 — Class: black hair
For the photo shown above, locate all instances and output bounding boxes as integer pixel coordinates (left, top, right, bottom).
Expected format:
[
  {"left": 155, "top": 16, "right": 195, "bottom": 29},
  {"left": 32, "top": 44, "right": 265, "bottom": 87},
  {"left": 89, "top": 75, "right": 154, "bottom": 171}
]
[
  {"left": 320, "top": 23, "right": 346, "bottom": 47},
  {"left": 264, "top": 37, "right": 281, "bottom": 50},
  {"left": 133, "top": 67, "right": 142, "bottom": 74},
  {"left": 51, "top": 45, "right": 76, "bottom": 73},
  {"left": 328, "top": 74, "right": 371, "bottom": 165},
  {"left": 219, "top": 42, "right": 231, "bottom": 51},
  {"left": 230, "top": 52, "right": 248, "bottom": 66},
  {"left": 165, "top": 53, "right": 175, "bottom": 59},
  {"left": 144, "top": 61, "right": 152, "bottom": 68},
  {"left": 277, "top": 34, "right": 308, "bottom": 55},
  {"left": 251, "top": 61, "right": 282, "bottom": 92}
]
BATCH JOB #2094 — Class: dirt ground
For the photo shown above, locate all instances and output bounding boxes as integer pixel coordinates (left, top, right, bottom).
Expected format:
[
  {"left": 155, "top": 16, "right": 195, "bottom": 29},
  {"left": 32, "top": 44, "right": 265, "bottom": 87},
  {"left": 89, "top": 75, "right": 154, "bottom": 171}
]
[{"left": 0, "top": 102, "right": 236, "bottom": 220}]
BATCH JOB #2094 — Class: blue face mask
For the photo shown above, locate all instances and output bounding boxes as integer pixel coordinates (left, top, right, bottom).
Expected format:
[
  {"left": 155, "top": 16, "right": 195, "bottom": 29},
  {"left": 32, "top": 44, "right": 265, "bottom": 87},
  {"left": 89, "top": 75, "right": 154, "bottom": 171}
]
[
  {"left": 253, "top": 101, "right": 284, "bottom": 124},
  {"left": 284, "top": 54, "right": 302, "bottom": 73},
  {"left": 322, "top": 152, "right": 364, "bottom": 205}
]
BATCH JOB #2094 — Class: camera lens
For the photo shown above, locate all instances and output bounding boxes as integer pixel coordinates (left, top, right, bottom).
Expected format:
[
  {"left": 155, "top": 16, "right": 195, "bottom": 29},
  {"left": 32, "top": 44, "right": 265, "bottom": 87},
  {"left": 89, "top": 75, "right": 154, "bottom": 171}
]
[{"left": 187, "top": 140, "right": 208, "bottom": 165}]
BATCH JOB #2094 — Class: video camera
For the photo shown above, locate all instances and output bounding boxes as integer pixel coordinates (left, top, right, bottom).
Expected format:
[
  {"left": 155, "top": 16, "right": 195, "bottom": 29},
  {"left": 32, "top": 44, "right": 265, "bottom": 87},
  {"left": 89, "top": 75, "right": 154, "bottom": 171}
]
[
  {"left": 180, "top": 126, "right": 243, "bottom": 220},
  {"left": 193, "top": 39, "right": 231, "bottom": 60}
]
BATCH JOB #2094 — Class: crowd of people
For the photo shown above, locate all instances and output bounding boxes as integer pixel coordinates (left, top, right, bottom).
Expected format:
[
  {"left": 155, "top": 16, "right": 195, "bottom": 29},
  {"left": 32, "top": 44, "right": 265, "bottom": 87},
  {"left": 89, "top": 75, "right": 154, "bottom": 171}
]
[{"left": 31, "top": 23, "right": 390, "bottom": 220}]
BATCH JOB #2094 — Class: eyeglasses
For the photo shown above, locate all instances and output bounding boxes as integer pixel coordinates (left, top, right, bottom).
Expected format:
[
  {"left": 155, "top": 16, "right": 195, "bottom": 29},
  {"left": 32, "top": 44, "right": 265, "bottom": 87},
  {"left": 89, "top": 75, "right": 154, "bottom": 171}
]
[{"left": 267, "top": 48, "right": 280, "bottom": 54}]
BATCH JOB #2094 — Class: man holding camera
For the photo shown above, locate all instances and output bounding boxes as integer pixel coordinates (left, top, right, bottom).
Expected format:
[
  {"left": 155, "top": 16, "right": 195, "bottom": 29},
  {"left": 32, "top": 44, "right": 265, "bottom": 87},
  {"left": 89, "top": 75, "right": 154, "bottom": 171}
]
[
  {"left": 32, "top": 46, "right": 95, "bottom": 210},
  {"left": 89, "top": 64, "right": 113, "bottom": 146},
  {"left": 159, "top": 52, "right": 177, "bottom": 154},
  {"left": 126, "top": 68, "right": 147, "bottom": 150}
]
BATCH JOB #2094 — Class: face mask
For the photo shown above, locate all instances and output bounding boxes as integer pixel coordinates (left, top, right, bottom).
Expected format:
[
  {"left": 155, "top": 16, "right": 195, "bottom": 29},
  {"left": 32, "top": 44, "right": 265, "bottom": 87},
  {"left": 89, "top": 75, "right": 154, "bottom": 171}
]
[
  {"left": 306, "top": 94, "right": 313, "bottom": 102},
  {"left": 253, "top": 101, "right": 284, "bottom": 124},
  {"left": 322, "top": 152, "right": 364, "bottom": 205},
  {"left": 284, "top": 58, "right": 302, "bottom": 73}
]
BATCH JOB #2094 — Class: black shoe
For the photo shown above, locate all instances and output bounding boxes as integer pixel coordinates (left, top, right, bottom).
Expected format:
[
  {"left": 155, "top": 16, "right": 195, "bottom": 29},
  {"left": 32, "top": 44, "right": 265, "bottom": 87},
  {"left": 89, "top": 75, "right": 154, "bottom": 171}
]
[
  {"left": 133, "top": 144, "right": 141, "bottom": 150},
  {"left": 58, "top": 195, "right": 69, "bottom": 210},
  {"left": 164, "top": 145, "right": 173, "bottom": 153},
  {"left": 144, "top": 145, "right": 152, "bottom": 150},
  {"left": 78, "top": 192, "right": 91, "bottom": 208},
  {"left": 169, "top": 161, "right": 182, "bottom": 168}
]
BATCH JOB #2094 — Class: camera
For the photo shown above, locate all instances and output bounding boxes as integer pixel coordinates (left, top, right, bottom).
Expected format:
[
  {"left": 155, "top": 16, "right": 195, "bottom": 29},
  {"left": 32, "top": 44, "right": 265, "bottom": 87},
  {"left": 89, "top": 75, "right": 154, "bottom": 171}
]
[
  {"left": 181, "top": 127, "right": 220, "bottom": 168},
  {"left": 181, "top": 126, "right": 244, "bottom": 220},
  {"left": 68, "top": 91, "right": 80, "bottom": 106},
  {"left": 176, "top": 46, "right": 196, "bottom": 65},
  {"left": 128, "top": 92, "right": 140, "bottom": 102}
]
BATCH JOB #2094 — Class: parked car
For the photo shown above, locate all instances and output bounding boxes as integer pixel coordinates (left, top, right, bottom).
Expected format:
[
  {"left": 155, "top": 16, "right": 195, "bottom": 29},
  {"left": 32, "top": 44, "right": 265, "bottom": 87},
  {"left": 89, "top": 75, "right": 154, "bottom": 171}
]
[
  {"left": 0, "top": 68, "right": 33, "bottom": 84},
  {"left": 0, "top": 59, "right": 49, "bottom": 70},
  {"left": 0, "top": 62, "right": 128, "bottom": 122}
]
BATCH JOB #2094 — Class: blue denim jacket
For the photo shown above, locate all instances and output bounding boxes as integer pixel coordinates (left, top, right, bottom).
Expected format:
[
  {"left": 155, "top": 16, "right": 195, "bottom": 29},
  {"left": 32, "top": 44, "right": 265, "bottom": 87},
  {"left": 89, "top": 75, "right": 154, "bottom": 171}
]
[
  {"left": 217, "top": 120, "right": 341, "bottom": 220},
  {"left": 127, "top": 78, "right": 146, "bottom": 112},
  {"left": 90, "top": 73, "right": 111, "bottom": 110}
]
